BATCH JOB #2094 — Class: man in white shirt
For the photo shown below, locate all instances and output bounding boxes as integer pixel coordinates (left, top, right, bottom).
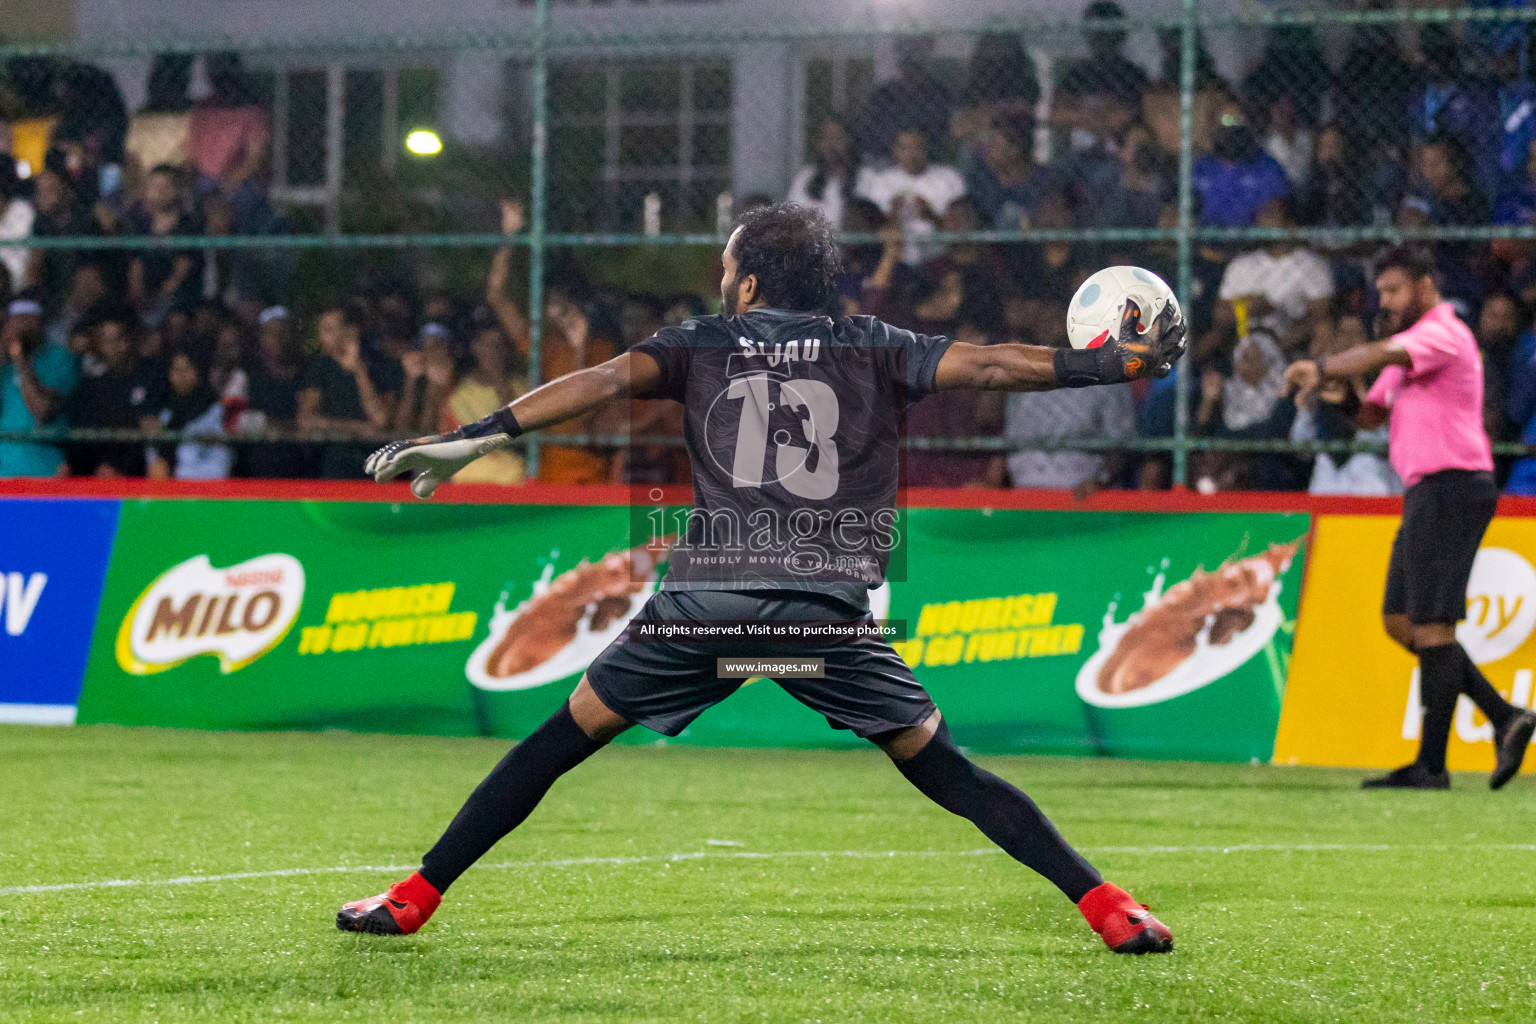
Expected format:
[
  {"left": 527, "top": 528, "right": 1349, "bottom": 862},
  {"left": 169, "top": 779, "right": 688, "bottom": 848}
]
[
  {"left": 856, "top": 127, "right": 966, "bottom": 265},
  {"left": 1209, "top": 196, "right": 1334, "bottom": 357}
]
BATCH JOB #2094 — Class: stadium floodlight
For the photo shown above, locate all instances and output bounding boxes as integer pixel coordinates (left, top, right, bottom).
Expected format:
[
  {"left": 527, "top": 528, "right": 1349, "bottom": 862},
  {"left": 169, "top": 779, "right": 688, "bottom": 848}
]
[{"left": 405, "top": 129, "right": 443, "bottom": 156}]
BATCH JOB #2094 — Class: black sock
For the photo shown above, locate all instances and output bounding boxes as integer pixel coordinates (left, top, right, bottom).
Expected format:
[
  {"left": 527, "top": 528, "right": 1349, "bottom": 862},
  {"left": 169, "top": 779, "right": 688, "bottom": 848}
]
[
  {"left": 1455, "top": 645, "right": 1516, "bottom": 734},
  {"left": 892, "top": 720, "right": 1103, "bottom": 902},
  {"left": 1415, "top": 643, "right": 1462, "bottom": 775},
  {"left": 419, "top": 703, "right": 605, "bottom": 893}
]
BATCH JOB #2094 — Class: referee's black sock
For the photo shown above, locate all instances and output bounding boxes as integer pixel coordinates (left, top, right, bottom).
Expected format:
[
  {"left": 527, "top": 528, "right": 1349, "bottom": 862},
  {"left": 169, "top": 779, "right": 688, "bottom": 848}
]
[
  {"left": 892, "top": 720, "right": 1102, "bottom": 902},
  {"left": 419, "top": 703, "right": 605, "bottom": 893},
  {"left": 1415, "top": 643, "right": 1463, "bottom": 775},
  {"left": 1455, "top": 644, "right": 1516, "bottom": 735}
]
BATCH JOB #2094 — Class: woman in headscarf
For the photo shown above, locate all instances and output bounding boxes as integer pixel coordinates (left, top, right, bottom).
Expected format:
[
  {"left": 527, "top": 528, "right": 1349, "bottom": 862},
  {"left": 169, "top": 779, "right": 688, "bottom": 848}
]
[{"left": 1194, "top": 329, "right": 1305, "bottom": 491}]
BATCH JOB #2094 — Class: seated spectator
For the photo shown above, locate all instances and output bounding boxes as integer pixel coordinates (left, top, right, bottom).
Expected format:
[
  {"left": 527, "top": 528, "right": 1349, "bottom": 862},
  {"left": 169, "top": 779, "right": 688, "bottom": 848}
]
[
  {"left": 127, "top": 164, "right": 200, "bottom": 324},
  {"left": 963, "top": 116, "right": 1060, "bottom": 231},
  {"left": 1154, "top": 25, "right": 1224, "bottom": 94},
  {"left": 27, "top": 169, "right": 98, "bottom": 311},
  {"left": 1191, "top": 97, "right": 1290, "bottom": 227},
  {"left": 1004, "top": 300, "right": 1135, "bottom": 495},
  {"left": 1052, "top": 1, "right": 1147, "bottom": 148},
  {"left": 1298, "top": 123, "right": 1371, "bottom": 227},
  {"left": 852, "top": 35, "right": 951, "bottom": 163},
  {"left": 612, "top": 297, "right": 686, "bottom": 486},
  {"left": 1260, "top": 93, "right": 1313, "bottom": 191},
  {"left": 1496, "top": 135, "right": 1536, "bottom": 227},
  {"left": 950, "top": 32, "right": 1039, "bottom": 153},
  {"left": 1478, "top": 290, "right": 1523, "bottom": 445},
  {"left": 0, "top": 298, "right": 78, "bottom": 477},
  {"left": 906, "top": 307, "right": 1005, "bottom": 488},
  {"left": 834, "top": 198, "right": 907, "bottom": 319},
  {"left": 51, "top": 62, "right": 130, "bottom": 207},
  {"left": 1506, "top": 318, "right": 1536, "bottom": 495},
  {"left": 1193, "top": 330, "right": 1302, "bottom": 492},
  {"left": 787, "top": 118, "right": 859, "bottom": 229},
  {"left": 45, "top": 261, "right": 107, "bottom": 352},
  {"left": 1205, "top": 197, "right": 1334, "bottom": 359},
  {"left": 855, "top": 126, "right": 966, "bottom": 266},
  {"left": 1400, "top": 132, "right": 1491, "bottom": 305},
  {"left": 238, "top": 306, "right": 310, "bottom": 478},
  {"left": 124, "top": 55, "right": 193, "bottom": 202},
  {"left": 1088, "top": 122, "right": 1171, "bottom": 229},
  {"left": 484, "top": 200, "right": 616, "bottom": 484},
  {"left": 394, "top": 323, "right": 459, "bottom": 437},
  {"left": 1491, "top": 32, "right": 1536, "bottom": 207},
  {"left": 1289, "top": 314, "right": 1401, "bottom": 495},
  {"left": 0, "top": 160, "right": 33, "bottom": 295},
  {"left": 146, "top": 350, "right": 230, "bottom": 480},
  {"left": 297, "top": 306, "right": 398, "bottom": 480},
  {"left": 1413, "top": 24, "right": 1499, "bottom": 201},
  {"left": 66, "top": 314, "right": 165, "bottom": 478},
  {"left": 442, "top": 325, "right": 528, "bottom": 486}
]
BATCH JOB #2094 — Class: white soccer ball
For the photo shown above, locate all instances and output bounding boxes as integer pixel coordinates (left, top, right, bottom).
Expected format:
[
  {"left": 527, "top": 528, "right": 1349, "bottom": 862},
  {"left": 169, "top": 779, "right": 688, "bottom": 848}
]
[{"left": 1066, "top": 266, "right": 1180, "bottom": 351}]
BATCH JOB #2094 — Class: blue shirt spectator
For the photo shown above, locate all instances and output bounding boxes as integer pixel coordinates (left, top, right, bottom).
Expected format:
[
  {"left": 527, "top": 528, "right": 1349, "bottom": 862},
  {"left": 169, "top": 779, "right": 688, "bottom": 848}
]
[
  {"left": 0, "top": 302, "right": 81, "bottom": 477},
  {"left": 1192, "top": 148, "right": 1290, "bottom": 228}
]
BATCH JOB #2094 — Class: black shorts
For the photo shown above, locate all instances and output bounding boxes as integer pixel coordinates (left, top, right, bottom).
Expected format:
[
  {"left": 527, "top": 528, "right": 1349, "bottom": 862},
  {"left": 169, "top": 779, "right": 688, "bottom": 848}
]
[
  {"left": 1383, "top": 469, "right": 1498, "bottom": 625},
  {"left": 585, "top": 588, "right": 936, "bottom": 740}
]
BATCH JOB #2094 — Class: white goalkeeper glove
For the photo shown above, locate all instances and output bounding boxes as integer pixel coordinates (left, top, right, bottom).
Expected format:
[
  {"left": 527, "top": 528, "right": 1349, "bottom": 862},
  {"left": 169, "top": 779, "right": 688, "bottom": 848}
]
[{"left": 364, "top": 408, "right": 523, "bottom": 499}]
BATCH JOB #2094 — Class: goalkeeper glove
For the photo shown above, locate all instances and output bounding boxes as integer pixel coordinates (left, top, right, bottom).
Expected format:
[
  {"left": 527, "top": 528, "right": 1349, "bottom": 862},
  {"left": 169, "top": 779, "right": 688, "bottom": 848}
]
[
  {"left": 365, "top": 407, "right": 523, "bottom": 499},
  {"left": 1054, "top": 296, "right": 1187, "bottom": 387}
]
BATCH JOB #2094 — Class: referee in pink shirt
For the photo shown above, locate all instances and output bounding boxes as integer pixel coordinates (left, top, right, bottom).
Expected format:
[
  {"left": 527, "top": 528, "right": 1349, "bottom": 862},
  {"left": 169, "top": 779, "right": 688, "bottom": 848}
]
[{"left": 1286, "top": 247, "right": 1536, "bottom": 789}]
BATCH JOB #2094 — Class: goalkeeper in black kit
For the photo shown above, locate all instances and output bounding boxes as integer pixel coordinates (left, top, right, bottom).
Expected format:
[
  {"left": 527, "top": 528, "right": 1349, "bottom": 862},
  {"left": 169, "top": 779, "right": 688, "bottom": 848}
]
[{"left": 338, "top": 202, "right": 1187, "bottom": 954}]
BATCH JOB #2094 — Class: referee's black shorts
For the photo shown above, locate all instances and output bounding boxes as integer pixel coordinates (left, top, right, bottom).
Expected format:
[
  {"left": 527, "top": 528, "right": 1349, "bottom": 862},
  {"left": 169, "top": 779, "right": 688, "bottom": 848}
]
[
  {"left": 585, "top": 587, "right": 935, "bottom": 740},
  {"left": 1383, "top": 469, "right": 1498, "bottom": 625}
]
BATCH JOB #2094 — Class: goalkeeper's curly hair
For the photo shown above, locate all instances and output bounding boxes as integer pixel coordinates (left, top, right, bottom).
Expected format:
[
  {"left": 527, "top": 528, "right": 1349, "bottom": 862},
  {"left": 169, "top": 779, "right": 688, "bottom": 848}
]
[{"left": 731, "top": 201, "right": 844, "bottom": 314}]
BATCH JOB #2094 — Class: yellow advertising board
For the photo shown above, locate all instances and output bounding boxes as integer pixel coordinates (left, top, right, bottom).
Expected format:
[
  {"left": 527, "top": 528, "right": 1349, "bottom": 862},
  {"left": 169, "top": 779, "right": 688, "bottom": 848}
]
[{"left": 1275, "top": 515, "right": 1536, "bottom": 774}]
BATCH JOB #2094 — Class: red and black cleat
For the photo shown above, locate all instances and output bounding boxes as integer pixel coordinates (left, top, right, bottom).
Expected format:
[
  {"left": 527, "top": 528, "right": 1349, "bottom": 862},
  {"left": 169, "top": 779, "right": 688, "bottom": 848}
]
[
  {"left": 1078, "top": 882, "right": 1173, "bottom": 954},
  {"left": 336, "top": 871, "right": 442, "bottom": 935}
]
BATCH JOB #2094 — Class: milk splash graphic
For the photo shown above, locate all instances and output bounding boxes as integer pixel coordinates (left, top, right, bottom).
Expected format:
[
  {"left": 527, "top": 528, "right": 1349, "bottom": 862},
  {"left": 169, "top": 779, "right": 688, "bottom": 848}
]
[{"left": 1074, "top": 542, "right": 1299, "bottom": 709}]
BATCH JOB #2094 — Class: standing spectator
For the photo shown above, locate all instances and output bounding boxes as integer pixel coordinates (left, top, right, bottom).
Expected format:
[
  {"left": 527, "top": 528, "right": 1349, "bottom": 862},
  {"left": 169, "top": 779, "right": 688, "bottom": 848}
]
[
  {"left": 65, "top": 315, "right": 164, "bottom": 478},
  {"left": 855, "top": 127, "right": 966, "bottom": 266},
  {"left": 187, "top": 53, "right": 271, "bottom": 197},
  {"left": 787, "top": 118, "right": 859, "bottom": 229},
  {"left": 52, "top": 62, "right": 130, "bottom": 205},
  {"left": 441, "top": 325, "right": 528, "bottom": 486},
  {"left": 1053, "top": 1, "right": 1147, "bottom": 146},
  {"left": 1154, "top": 25, "right": 1224, "bottom": 93},
  {"left": 146, "top": 350, "right": 230, "bottom": 480},
  {"left": 0, "top": 298, "right": 78, "bottom": 477},
  {"left": 484, "top": 201, "right": 617, "bottom": 484},
  {"left": 1242, "top": 25, "right": 1330, "bottom": 130},
  {"left": 1207, "top": 197, "right": 1335, "bottom": 359},
  {"left": 127, "top": 164, "right": 200, "bottom": 324},
  {"left": 0, "top": 159, "right": 33, "bottom": 295},
  {"left": 240, "top": 306, "right": 309, "bottom": 478},
  {"left": 1191, "top": 97, "right": 1290, "bottom": 228},
  {"left": 963, "top": 116, "right": 1060, "bottom": 231},
  {"left": 297, "top": 306, "right": 398, "bottom": 480},
  {"left": 1491, "top": 34, "right": 1536, "bottom": 207},
  {"left": 853, "top": 35, "right": 951, "bottom": 163},
  {"left": 1003, "top": 309, "right": 1135, "bottom": 495},
  {"left": 950, "top": 33, "right": 1039, "bottom": 152}
]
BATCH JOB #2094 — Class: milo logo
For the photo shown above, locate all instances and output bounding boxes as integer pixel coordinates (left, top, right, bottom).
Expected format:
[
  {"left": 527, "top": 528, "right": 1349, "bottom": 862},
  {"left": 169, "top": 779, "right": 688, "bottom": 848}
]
[{"left": 115, "top": 554, "right": 305, "bottom": 675}]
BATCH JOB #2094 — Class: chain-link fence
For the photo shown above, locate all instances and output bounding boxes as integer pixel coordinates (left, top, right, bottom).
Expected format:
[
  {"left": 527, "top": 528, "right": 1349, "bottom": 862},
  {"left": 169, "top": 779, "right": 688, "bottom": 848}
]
[{"left": 4, "top": 2, "right": 1536, "bottom": 495}]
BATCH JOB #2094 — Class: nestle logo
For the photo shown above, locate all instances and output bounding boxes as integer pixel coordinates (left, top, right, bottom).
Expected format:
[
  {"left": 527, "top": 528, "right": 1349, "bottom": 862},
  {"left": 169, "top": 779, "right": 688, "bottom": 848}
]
[{"left": 224, "top": 569, "right": 284, "bottom": 587}]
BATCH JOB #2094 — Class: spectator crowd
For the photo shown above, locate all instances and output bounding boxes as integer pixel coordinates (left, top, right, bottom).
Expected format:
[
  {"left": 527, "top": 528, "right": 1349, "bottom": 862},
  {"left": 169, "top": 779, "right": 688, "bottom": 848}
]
[{"left": 11, "top": 6, "right": 1536, "bottom": 495}]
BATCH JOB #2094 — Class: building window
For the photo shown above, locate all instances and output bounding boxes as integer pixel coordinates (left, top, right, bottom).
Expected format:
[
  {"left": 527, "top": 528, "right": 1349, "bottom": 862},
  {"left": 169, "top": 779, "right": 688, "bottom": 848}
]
[{"left": 549, "top": 57, "right": 732, "bottom": 232}]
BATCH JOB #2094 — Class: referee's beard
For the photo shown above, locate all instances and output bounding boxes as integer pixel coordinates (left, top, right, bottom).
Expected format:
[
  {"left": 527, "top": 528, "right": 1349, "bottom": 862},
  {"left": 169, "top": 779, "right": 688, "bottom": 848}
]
[{"left": 1384, "top": 297, "right": 1429, "bottom": 335}]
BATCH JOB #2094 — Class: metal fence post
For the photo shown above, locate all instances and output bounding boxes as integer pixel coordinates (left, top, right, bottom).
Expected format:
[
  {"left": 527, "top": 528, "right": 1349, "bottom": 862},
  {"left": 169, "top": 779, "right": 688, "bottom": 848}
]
[
  {"left": 1172, "top": 0, "right": 1197, "bottom": 489},
  {"left": 527, "top": 0, "right": 550, "bottom": 480}
]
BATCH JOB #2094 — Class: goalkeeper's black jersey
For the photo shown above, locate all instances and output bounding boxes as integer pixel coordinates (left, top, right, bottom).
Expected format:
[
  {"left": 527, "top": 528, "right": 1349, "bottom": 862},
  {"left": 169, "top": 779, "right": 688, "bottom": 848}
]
[{"left": 630, "top": 308, "right": 953, "bottom": 613}]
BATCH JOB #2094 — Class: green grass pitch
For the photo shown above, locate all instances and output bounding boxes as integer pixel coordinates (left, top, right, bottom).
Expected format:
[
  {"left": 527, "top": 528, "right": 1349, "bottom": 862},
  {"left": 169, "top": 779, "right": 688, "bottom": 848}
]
[{"left": 3, "top": 724, "right": 1535, "bottom": 1023}]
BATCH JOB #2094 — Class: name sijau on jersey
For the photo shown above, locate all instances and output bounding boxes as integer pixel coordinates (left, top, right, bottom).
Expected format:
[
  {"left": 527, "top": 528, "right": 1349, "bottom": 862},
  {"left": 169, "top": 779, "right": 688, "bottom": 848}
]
[{"left": 736, "top": 335, "right": 821, "bottom": 367}]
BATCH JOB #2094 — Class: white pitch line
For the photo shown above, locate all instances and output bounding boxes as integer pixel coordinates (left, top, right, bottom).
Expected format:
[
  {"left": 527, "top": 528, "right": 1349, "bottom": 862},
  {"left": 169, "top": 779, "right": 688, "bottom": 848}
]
[{"left": 4, "top": 843, "right": 1534, "bottom": 898}]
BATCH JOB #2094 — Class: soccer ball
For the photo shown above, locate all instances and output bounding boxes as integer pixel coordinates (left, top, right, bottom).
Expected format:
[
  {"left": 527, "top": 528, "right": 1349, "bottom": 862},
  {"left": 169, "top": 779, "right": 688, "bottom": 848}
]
[{"left": 1066, "top": 266, "right": 1180, "bottom": 351}]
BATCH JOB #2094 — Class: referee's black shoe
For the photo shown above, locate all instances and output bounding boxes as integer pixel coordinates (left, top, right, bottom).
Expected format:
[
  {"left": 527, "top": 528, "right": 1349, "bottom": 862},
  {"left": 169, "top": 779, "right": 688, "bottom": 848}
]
[
  {"left": 1491, "top": 712, "right": 1536, "bottom": 791},
  {"left": 1361, "top": 763, "right": 1450, "bottom": 789}
]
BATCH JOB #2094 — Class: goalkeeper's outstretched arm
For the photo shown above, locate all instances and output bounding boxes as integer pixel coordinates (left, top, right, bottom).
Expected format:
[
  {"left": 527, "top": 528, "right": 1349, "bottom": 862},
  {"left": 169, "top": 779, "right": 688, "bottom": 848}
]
[
  {"left": 934, "top": 299, "right": 1186, "bottom": 392},
  {"left": 365, "top": 350, "right": 665, "bottom": 498}
]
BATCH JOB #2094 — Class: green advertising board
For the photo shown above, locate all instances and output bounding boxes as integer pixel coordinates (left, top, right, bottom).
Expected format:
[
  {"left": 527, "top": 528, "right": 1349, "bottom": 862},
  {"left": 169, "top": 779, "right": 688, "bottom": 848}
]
[{"left": 77, "top": 500, "right": 1307, "bottom": 761}]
